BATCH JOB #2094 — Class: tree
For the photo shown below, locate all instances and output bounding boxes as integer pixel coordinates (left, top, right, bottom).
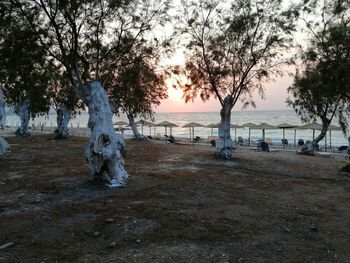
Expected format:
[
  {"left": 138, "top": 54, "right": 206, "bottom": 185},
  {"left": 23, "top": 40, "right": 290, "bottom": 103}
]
[
  {"left": 0, "top": 86, "right": 5, "bottom": 129},
  {"left": 0, "top": 3, "right": 51, "bottom": 136},
  {"left": 107, "top": 43, "right": 169, "bottom": 140},
  {"left": 47, "top": 69, "right": 83, "bottom": 139},
  {"left": 287, "top": 0, "right": 350, "bottom": 155},
  {"left": 174, "top": 0, "right": 298, "bottom": 159},
  {"left": 11, "top": 0, "right": 171, "bottom": 186},
  {"left": 0, "top": 86, "right": 9, "bottom": 154}
]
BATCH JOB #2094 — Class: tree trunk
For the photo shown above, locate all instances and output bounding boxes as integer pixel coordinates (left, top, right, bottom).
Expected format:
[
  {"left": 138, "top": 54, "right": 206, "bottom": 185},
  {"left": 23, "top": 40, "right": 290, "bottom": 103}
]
[
  {"left": 0, "top": 136, "right": 10, "bottom": 155},
  {"left": 127, "top": 113, "right": 146, "bottom": 140},
  {"left": 302, "top": 120, "right": 329, "bottom": 155},
  {"left": 15, "top": 100, "right": 30, "bottom": 137},
  {"left": 55, "top": 104, "right": 71, "bottom": 139},
  {"left": 0, "top": 87, "right": 5, "bottom": 129},
  {"left": 75, "top": 81, "right": 128, "bottom": 187},
  {"left": 217, "top": 95, "right": 233, "bottom": 159}
]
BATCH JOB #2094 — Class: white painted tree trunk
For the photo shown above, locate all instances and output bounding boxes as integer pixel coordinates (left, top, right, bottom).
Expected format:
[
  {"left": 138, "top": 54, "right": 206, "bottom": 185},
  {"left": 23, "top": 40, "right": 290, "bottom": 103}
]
[
  {"left": 0, "top": 136, "right": 10, "bottom": 155},
  {"left": 15, "top": 100, "right": 30, "bottom": 137},
  {"left": 0, "top": 87, "right": 5, "bottom": 130},
  {"left": 127, "top": 113, "right": 146, "bottom": 140},
  {"left": 303, "top": 121, "right": 329, "bottom": 155},
  {"left": 217, "top": 95, "right": 233, "bottom": 159},
  {"left": 56, "top": 104, "right": 71, "bottom": 139},
  {"left": 75, "top": 81, "right": 128, "bottom": 187}
]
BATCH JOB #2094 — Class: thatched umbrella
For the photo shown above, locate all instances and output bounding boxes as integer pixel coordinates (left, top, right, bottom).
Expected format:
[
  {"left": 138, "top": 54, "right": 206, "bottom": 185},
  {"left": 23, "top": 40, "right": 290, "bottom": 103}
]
[
  {"left": 156, "top": 121, "right": 178, "bottom": 136},
  {"left": 277, "top": 123, "right": 297, "bottom": 148},
  {"left": 183, "top": 122, "right": 204, "bottom": 141},
  {"left": 135, "top": 119, "right": 151, "bottom": 135},
  {"left": 206, "top": 123, "right": 220, "bottom": 136},
  {"left": 230, "top": 124, "right": 242, "bottom": 142},
  {"left": 113, "top": 121, "right": 128, "bottom": 134},
  {"left": 241, "top": 123, "right": 257, "bottom": 146},
  {"left": 145, "top": 121, "right": 156, "bottom": 136},
  {"left": 251, "top": 123, "right": 277, "bottom": 142},
  {"left": 298, "top": 122, "right": 323, "bottom": 140}
]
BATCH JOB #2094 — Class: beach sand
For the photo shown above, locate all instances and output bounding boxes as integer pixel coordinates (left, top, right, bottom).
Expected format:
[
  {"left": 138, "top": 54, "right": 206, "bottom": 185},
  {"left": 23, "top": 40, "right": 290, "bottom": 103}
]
[{"left": 0, "top": 133, "right": 349, "bottom": 262}]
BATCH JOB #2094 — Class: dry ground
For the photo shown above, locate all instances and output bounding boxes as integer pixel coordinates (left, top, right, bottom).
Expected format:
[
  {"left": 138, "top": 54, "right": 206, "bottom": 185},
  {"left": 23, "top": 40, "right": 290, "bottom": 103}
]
[{"left": 0, "top": 134, "right": 350, "bottom": 263}]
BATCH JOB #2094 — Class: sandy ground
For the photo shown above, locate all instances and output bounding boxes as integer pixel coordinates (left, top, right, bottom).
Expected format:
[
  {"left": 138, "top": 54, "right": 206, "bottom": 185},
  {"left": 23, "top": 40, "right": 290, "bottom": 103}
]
[{"left": 0, "top": 133, "right": 350, "bottom": 263}]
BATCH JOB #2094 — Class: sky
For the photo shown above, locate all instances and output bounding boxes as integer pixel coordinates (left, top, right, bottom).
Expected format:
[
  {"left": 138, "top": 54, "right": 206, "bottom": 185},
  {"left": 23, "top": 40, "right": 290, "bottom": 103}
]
[
  {"left": 156, "top": 75, "right": 294, "bottom": 113},
  {"left": 154, "top": 0, "right": 303, "bottom": 113},
  {"left": 155, "top": 47, "right": 295, "bottom": 113}
]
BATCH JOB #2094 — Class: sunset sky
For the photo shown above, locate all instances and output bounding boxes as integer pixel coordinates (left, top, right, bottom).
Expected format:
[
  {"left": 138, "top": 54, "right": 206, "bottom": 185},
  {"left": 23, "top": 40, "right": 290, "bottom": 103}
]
[
  {"left": 156, "top": 48, "right": 295, "bottom": 113},
  {"left": 156, "top": 75, "right": 293, "bottom": 113}
]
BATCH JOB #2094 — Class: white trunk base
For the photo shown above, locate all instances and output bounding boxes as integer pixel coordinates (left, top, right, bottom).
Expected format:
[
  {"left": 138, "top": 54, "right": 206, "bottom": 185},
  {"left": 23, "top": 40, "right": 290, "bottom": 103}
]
[
  {"left": 0, "top": 136, "right": 10, "bottom": 155},
  {"left": 56, "top": 105, "right": 70, "bottom": 139},
  {"left": 127, "top": 114, "right": 146, "bottom": 140},
  {"left": 217, "top": 96, "right": 233, "bottom": 159},
  {"left": 0, "top": 87, "right": 5, "bottom": 130},
  {"left": 15, "top": 101, "right": 30, "bottom": 137},
  {"left": 75, "top": 81, "right": 128, "bottom": 187}
]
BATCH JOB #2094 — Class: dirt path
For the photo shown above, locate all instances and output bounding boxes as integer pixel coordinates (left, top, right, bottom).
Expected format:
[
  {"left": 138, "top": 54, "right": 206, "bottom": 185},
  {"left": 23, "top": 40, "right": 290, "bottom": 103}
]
[{"left": 0, "top": 135, "right": 349, "bottom": 262}]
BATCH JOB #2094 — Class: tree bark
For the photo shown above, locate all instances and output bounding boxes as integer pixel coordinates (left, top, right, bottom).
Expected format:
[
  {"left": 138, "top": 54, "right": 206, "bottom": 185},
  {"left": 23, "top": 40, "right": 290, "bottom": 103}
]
[
  {"left": 0, "top": 136, "right": 10, "bottom": 155},
  {"left": 75, "top": 81, "right": 128, "bottom": 187},
  {"left": 302, "top": 120, "right": 329, "bottom": 155},
  {"left": 217, "top": 95, "right": 233, "bottom": 159},
  {"left": 0, "top": 87, "right": 5, "bottom": 129},
  {"left": 15, "top": 100, "right": 30, "bottom": 137},
  {"left": 55, "top": 104, "right": 71, "bottom": 139},
  {"left": 127, "top": 113, "right": 146, "bottom": 140}
]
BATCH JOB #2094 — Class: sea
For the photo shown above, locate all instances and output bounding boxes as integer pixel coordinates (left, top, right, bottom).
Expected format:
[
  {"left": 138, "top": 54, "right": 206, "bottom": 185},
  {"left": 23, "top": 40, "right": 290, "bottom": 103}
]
[{"left": 4, "top": 110, "right": 349, "bottom": 147}]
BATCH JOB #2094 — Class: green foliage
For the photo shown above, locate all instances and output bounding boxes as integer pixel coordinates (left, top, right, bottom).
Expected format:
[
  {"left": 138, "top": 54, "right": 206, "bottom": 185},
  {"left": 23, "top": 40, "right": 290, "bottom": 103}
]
[
  {"left": 175, "top": 0, "right": 297, "bottom": 109},
  {"left": 107, "top": 42, "right": 169, "bottom": 120},
  {"left": 0, "top": 2, "right": 51, "bottom": 117},
  {"left": 287, "top": 0, "right": 350, "bottom": 134}
]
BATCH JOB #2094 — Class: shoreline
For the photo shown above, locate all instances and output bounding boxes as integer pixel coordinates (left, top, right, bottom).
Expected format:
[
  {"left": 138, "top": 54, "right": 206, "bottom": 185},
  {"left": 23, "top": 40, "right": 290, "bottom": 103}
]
[{"left": 1, "top": 127, "right": 349, "bottom": 160}]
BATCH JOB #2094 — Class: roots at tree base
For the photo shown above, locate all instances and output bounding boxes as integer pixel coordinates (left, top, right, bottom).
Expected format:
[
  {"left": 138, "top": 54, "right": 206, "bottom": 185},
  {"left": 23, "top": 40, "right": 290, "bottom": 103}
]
[{"left": 75, "top": 81, "right": 128, "bottom": 187}]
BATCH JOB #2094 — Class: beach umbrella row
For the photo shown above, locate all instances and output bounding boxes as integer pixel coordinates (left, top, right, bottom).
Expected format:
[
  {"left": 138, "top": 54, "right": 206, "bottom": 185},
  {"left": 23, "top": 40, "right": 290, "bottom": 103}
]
[
  {"left": 183, "top": 122, "right": 204, "bottom": 141},
  {"left": 114, "top": 119, "right": 342, "bottom": 149}
]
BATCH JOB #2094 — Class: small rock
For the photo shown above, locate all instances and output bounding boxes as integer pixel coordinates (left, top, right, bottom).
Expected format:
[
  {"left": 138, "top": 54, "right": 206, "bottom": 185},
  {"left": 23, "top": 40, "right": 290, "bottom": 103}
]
[
  {"left": 282, "top": 226, "right": 291, "bottom": 233},
  {"left": 93, "top": 231, "right": 100, "bottom": 237},
  {"left": 105, "top": 218, "right": 114, "bottom": 223},
  {"left": 107, "top": 241, "right": 116, "bottom": 248},
  {"left": 0, "top": 242, "right": 14, "bottom": 250},
  {"left": 310, "top": 224, "right": 318, "bottom": 232}
]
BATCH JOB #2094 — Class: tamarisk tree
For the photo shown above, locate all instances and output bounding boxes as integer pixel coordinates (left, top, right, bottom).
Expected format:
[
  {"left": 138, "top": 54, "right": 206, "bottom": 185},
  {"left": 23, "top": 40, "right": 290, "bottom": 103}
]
[
  {"left": 174, "top": 0, "right": 298, "bottom": 159},
  {"left": 0, "top": 86, "right": 5, "bottom": 129},
  {"left": 47, "top": 70, "right": 83, "bottom": 139},
  {"left": 0, "top": 86, "right": 9, "bottom": 155},
  {"left": 287, "top": 0, "right": 350, "bottom": 155},
  {"left": 0, "top": 3, "right": 50, "bottom": 136},
  {"left": 107, "top": 43, "right": 169, "bottom": 140},
  {"left": 12, "top": 0, "right": 171, "bottom": 186}
]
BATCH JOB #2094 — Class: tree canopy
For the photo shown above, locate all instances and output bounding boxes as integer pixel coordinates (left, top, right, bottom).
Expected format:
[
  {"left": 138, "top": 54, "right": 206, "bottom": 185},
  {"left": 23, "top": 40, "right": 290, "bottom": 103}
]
[
  {"left": 288, "top": 0, "right": 350, "bottom": 132},
  {"left": 0, "top": 2, "right": 51, "bottom": 117},
  {"left": 174, "top": 0, "right": 298, "bottom": 109}
]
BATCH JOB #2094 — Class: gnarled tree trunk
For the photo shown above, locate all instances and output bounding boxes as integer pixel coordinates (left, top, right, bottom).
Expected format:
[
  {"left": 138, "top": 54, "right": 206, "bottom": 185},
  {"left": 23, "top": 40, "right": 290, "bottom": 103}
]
[
  {"left": 217, "top": 95, "right": 233, "bottom": 159},
  {"left": 15, "top": 100, "right": 30, "bottom": 137},
  {"left": 127, "top": 113, "right": 146, "bottom": 140},
  {"left": 303, "top": 120, "right": 329, "bottom": 155},
  {"left": 55, "top": 104, "right": 71, "bottom": 139},
  {"left": 0, "top": 87, "right": 5, "bottom": 129},
  {"left": 0, "top": 136, "right": 10, "bottom": 155},
  {"left": 75, "top": 81, "right": 128, "bottom": 187}
]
